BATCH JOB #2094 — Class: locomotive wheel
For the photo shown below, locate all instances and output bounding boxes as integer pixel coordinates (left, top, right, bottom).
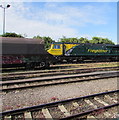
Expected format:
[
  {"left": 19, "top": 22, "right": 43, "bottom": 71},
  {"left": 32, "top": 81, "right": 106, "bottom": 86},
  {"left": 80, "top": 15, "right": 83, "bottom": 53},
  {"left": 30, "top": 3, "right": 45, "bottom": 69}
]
[
  {"left": 77, "top": 59, "right": 82, "bottom": 63},
  {"left": 67, "top": 59, "right": 73, "bottom": 63}
]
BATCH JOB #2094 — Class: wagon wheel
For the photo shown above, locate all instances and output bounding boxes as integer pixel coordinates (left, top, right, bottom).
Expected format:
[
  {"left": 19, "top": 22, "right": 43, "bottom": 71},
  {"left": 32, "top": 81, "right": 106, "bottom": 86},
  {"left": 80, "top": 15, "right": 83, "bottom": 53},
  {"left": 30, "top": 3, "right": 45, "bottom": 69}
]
[
  {"left": 40, "top": 61, "right": 46, "bottom": 68},
  {"left": 25, "top": 63, "right": 31, "bottom": 70}
]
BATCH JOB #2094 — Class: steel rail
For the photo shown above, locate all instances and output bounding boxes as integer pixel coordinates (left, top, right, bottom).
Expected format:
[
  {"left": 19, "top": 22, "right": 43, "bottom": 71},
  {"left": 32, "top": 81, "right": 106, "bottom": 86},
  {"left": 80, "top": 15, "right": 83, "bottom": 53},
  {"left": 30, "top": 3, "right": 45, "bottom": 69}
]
[
  {"left": 1, "top": 71, "right": 118, "bottom": 85},
  {"left": 2, "top": 75, "right": 119, "bottom": 92},
  {"left": 2, "top": 66, "right": 119, "bottom": 77},
  {"left": 1, "top": 90, "right": 118, "bottom": 116}
]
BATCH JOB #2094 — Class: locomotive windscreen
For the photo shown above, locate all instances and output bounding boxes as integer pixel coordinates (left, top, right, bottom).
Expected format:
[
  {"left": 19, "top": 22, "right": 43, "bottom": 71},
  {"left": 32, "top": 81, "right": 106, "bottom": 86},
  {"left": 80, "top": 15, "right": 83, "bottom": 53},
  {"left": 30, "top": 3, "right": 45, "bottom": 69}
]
[{"left": 1, "top": 37, "right": 48, "bottom": 55}]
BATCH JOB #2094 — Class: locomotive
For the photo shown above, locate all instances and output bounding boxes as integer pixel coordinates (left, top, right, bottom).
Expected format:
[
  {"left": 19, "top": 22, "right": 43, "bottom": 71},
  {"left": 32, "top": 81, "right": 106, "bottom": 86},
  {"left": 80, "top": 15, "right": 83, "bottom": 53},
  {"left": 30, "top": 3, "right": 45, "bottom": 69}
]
[
  {"left": 1, "top": 37, "right": 55, "bottom": 69},
  {"left": 47, "top": 42, "right": 119, "bottom": 62}
]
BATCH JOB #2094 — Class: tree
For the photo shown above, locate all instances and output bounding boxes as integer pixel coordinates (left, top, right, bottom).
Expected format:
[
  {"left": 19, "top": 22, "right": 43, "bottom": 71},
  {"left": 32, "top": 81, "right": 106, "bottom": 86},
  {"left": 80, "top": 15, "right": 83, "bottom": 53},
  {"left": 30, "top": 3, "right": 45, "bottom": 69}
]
[
  {"left": 90, "top": 37, "right": 100, "bottom": 44},
  {"left": 99, "top": 38, "right": 115, "bottom": 45},
  {"left": 33, "top": 35, "right": 42, "bottom": 39},
  {"left": 78, "top": 37, "right": 85, "bottom": 43},
  {"left": 59, "top": 36, "right": 90, "bottom": 43},
  {"left": 78, "top": 37, "right": 89, "bottom": 43},
  {"left": 33, "top": 35, "right": 55, "bottom": 50},
  {"left": 1, "top": 32, "right": 24, "bottom": 38},
  {"left": 59, "top": 36, "right": 79, "bottom": 43},
  {"left": 43, "top": 36, "right": 55, "bottom": 50},
  {"left": 89, "top": 37, "right": 115, "bottom": 45}
]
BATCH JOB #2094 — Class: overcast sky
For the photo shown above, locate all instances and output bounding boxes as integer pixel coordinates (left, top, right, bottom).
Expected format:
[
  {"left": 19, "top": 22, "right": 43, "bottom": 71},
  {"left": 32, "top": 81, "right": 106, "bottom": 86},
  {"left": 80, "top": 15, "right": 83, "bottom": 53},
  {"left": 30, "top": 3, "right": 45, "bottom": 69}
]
[{"left": 0, "top": 1, "right": 118, "bottom": 43}]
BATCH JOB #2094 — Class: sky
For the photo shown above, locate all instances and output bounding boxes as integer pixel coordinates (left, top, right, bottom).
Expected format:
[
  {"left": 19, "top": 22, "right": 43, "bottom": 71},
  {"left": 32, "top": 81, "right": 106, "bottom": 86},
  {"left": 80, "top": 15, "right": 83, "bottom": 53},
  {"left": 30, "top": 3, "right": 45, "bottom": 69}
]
[{"left": 0, "top": 1, "right": 118, "bottom": 44}]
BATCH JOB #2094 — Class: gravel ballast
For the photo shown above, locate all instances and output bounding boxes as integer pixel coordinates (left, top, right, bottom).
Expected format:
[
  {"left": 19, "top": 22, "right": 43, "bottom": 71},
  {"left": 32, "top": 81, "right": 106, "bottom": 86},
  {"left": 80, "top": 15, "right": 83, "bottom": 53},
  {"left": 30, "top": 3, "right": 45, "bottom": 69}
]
[{"left": 1, "top": 77, "right": 118, "bottom": 112}]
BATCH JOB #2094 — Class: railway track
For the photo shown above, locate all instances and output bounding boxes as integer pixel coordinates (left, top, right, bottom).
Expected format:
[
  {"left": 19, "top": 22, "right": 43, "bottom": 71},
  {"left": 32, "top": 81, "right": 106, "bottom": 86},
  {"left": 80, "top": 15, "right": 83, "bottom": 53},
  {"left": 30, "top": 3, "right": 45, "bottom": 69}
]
[
  {"left": 1, "top": 90, "right": 118, "bottom": 119},
  {"left": 2, "top": 66, "right": 119, "bottom": 81},
  {"left": 1, "top": 71, "right": 118, "bottom": 92}
]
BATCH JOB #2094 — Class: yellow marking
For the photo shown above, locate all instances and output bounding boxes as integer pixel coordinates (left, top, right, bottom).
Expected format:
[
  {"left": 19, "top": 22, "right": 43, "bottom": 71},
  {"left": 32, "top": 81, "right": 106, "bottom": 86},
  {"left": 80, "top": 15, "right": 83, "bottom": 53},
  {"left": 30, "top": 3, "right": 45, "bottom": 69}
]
[
  {"left": 24, "top": 112, "right": 32, "bottom": 120},
  {"left": 42, "top": 108, "right": 53, "bottom": 120},
  {"left": 84, "top": 99, "right": 97, "bottom": 109},
  {"left": 88, "top": 49, "right": 108, "bottom": 53},
  {"left": 94, "top": 97, "right": 109, "bottom": 106},
  {"left": 58, "top": 105, "right": 70, "bottom": 117}
]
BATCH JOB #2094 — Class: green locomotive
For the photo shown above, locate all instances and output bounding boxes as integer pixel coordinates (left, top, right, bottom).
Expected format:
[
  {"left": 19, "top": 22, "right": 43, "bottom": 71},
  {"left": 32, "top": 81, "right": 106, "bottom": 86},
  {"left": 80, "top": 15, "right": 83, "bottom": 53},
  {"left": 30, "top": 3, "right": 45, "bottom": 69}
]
[
  {"left": 48, "top": 42, "right": 119, "bottom": 62},
  {"left": 65, "top": 43, "right": 119, "bottom": 61}
]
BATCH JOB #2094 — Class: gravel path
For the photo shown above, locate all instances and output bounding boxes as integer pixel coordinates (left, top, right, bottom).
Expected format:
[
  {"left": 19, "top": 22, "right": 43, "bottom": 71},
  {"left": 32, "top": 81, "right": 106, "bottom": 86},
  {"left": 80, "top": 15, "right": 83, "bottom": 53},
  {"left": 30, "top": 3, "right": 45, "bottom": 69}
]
[{"left": 1, "top": 77, "right": 117, "bottom": 112}]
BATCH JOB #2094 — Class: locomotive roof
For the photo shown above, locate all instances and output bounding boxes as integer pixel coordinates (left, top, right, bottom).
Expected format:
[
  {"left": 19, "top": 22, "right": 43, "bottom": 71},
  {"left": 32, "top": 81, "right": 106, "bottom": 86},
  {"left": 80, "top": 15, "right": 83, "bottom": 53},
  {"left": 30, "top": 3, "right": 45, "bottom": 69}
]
[
  {"left": 51, "top": 42, "right": 117, "bottom": 46},
  {"left": 112, "top": 44, "right": 119, "bottom": 48},
  {"left": 52, "top": 42, "right": 80, "bottom": 44},
  {"left": 0, "top": 37, "right": 44, "bottom": 44}
]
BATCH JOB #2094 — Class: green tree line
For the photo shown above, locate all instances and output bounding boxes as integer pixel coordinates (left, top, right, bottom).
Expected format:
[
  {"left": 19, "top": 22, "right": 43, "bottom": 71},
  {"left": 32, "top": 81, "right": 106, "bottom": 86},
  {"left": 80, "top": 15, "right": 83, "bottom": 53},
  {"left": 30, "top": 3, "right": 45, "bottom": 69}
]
[{"left": 1, "top": 32, "right": 115, "bottom": 50}]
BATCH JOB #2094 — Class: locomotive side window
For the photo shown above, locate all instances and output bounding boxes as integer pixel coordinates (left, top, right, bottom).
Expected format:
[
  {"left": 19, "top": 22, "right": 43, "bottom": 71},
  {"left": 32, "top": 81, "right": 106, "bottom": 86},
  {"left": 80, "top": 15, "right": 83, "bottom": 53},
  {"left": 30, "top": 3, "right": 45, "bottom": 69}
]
[{"left": 53, "top": 45, "right": 60, "bottom": 49}]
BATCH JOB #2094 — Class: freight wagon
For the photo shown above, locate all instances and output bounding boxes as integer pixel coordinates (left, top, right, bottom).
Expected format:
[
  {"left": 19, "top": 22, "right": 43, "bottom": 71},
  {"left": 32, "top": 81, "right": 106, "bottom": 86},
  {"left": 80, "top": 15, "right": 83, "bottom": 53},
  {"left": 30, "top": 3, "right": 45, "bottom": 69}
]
[{"left": 1, "top": 37, "right": 55, "bottom": 69}]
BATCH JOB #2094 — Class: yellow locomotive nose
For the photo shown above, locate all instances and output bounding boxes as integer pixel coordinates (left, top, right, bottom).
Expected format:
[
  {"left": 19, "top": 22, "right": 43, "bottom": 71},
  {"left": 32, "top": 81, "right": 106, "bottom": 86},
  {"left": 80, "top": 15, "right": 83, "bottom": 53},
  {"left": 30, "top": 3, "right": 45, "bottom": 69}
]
[
  {"left": 47, "top": 43, "right": 63, "bottom": 56},
  {"left": 47, "top": 42, "right": 79, "bottom": 56}
]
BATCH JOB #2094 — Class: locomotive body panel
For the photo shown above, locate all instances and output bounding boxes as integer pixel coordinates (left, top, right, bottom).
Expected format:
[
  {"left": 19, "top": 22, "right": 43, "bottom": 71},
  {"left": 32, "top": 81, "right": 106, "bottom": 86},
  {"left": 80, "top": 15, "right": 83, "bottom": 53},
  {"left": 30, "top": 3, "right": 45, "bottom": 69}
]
[{"left": 65, "top": 44, "right": 110, "bottom": 56}]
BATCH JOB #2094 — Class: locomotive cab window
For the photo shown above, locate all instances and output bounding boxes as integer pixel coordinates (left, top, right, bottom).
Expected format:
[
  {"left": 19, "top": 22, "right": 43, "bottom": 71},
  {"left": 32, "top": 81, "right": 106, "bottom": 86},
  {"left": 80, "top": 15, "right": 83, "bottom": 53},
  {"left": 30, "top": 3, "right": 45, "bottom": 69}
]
[{"left": 53, "top": 45, "right": 60, "bottom": 49}]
